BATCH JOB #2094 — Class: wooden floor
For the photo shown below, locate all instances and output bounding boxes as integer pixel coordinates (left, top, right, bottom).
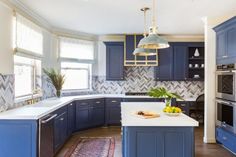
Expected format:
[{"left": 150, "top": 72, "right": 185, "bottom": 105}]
[{"left": 56, "top": 126, "right": 235, "bottom": 157}]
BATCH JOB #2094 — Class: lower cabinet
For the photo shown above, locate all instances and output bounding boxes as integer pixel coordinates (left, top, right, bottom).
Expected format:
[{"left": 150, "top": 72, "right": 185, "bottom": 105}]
[
  {"left": 123, "top": 126, "right": 195, "bottom": 157},
  {"left": 216, "top": 127, "right": 236, "bottom": 154},
  {"left": 68, "top": 102, "right": 76, "bottom": 135},
  {"left": 105, "top": 98, "right": 122, "bottom": 125},
  {"left": 54, "top": 107, "right": 68, "bottom": 152},
  {"left": 76, "top": 99, "right": 105, "bottom": 130},
  {"left": 176, "top": 101, "right": 190, "bottom": 115}
]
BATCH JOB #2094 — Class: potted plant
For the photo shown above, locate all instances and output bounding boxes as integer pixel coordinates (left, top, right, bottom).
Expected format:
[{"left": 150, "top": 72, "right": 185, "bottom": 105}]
[
  {"left": 148, "top": 87, "right": 184, "bottom": 106},
  {"left": 43, "top": 68, "right": 65, "bottom": 98}
]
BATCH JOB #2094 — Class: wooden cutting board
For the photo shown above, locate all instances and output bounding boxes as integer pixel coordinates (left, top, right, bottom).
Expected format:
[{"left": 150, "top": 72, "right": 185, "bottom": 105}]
[{"left": 134, "top": 111, "right": 160, "bottom": 119}]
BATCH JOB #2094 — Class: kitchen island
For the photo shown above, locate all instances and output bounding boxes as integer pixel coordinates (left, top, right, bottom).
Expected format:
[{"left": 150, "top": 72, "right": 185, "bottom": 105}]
[{"left": 121, "top": 102, "right": 199, "bottom": 157}]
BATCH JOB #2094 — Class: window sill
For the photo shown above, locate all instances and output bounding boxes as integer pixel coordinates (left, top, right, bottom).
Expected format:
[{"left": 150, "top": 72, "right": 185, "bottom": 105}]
[{"left": 15, "top": 94, "right": 42, "bottom": 104}]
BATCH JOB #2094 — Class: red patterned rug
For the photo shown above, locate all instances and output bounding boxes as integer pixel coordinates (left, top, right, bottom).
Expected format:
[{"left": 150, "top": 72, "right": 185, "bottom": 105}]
[{"left": 65, "top": 137, "right": 115, "bottom": 157}]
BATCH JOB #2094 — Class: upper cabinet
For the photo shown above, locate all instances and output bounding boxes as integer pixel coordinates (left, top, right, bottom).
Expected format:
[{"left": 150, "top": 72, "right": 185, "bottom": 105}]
[
  {"left": 104, "top": 42, "right": 124, "bottom": 81},
  {"left": 154, "top": 45, "right": 173, "bottom": 81},
  {"left": 154, "top": 42, "right": 204, "bottom": 81},
  {"left": 214, "top": 17, "right": 236, "bottom": 65},
  {"left": 173, "top": 44, "right": 188, "bottom": 80},
  {"left": 125, "top": 35, "right": 158, "bottom": 66}
]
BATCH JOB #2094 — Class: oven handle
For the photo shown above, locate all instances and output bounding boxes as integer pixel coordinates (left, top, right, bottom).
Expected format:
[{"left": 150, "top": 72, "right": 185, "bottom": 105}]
[
  {"left": 41, "top": 114, "right": 58, "bottom": 124},
  {"left": 215, "top": 99, "right": 236, "bottom": 106}
]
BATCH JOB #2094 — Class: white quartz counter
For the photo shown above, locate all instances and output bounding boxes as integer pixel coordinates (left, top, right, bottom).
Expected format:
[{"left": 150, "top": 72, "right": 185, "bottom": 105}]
[
  {"left": 121, "top": 102, "right": 199, "bottom": 127},
  {"left": 0, "top": 94, "right": 197, "bottom": 120}
]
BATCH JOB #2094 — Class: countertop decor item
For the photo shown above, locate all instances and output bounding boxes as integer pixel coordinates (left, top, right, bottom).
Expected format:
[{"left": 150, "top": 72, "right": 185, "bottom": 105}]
[
  {"left": 163, "top": 106, "right": 182, "bottom": 116},
  {"left": 148, "top": 87, "right": 184, "bottom": 106},
  {"left": 43, "top": 68, "right": 65, "bottom": 98}
]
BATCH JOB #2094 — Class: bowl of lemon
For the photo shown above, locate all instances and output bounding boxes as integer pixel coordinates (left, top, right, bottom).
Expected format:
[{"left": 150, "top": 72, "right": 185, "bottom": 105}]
[{"left": 163, "top": 106, "right": 182, "bottom": 116}]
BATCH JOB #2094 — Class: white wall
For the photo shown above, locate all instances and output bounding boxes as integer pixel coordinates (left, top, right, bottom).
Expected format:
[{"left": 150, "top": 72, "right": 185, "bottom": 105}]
[{"left": 0, "top": 2, "right": 13, "bottom": 74}]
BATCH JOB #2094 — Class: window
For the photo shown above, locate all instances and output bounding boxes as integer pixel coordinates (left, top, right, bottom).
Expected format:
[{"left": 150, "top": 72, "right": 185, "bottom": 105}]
[
  {"left": 13, "top": 14, "right": 43, "bottom": 98},
  {"left": 59, "top": 37, "right": 94, "bottom": 91},
  {"left": 60, "top": 37, "right": 94, "bottom": 60},
  {"left": 61, "top": 62, "right": 91, "bottom": 90},
  {"left": 14, "top": 13, "right": 43, "bottom": 56},
  {"left": 14, "top": 56, "right": 41, "bottom": 97}
]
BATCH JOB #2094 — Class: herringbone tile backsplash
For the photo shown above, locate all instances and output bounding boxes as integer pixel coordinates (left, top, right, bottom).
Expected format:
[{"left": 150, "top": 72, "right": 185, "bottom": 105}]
[
  {"left": 0, "top": 74, "right": 14, "bottom": 112},
  {"left": 0, "top": 67, "right": 204, "bottom": 112},
  {"left": 93, "top": 67, "right": 204, "bottom": 98}
]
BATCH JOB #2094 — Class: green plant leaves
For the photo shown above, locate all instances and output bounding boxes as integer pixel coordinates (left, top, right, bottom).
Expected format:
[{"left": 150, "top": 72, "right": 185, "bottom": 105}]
[
  {"left": 43, "top": 68, "right": 65, "bottom": 91},
  {"left": 148, "top": 87, "right": 184, "bottom": 100}
]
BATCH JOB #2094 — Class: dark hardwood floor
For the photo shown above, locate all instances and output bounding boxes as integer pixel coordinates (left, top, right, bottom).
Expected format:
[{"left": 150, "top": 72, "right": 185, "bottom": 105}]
[{"left": 56, "top": 126, "right": 235, "bottom": 157}]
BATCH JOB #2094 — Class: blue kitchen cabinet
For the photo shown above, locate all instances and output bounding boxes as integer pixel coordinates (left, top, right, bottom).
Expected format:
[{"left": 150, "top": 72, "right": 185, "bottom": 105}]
[
  {"left": 173, "top": 44, "right": 188, "bottom": 80},
  {"left": 0, "top": 120, "right": 37, "bottom": 157},
  {"left": 105, "top": 98, "right": 122, "bottom": 125},
  {"left": 126, "top": 35, "right": 136, "bottom": 61},
  {"left": 68, "top": 102, "right": 76, "bottom": 135},
  {"left": 104, "top": 42, "right": 124, "bottom": 80},
  {"left": 214, "top": 16, "right": 236, "bottom": 64},
  {"left": 154, "top": 44, "right": 174, "bottom": 81},
  {"left": 91, "top": 99, "right": 105, "bottom": 127},
  {"left": 76, "top": 100, "right": 91, "bottom": 130},
  {"left": 54, "top": 106, "right": 68, "bottom": 152},
  {"left": 123, "top": 126, "right": 194, "bottom": 157},
  {"left": 216, "top": 127, "right": 236, "bottom": 154},
  {"left": 76, "top": 99, "right": 105, "bottom": 130}
]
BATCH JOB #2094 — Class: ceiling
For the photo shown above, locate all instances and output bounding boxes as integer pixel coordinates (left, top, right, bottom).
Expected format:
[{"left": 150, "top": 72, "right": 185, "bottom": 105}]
[{"left": 18, "top": 0, "right": 236, "bottom": 35}]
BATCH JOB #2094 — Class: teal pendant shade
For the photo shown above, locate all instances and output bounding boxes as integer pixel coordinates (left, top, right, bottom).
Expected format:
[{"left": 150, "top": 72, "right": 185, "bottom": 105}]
[
  {"left": 138, "top": 33, "right": 169, "bottom": 49},
  {"left": 133, "top": 47, "right": 157, "bottom": 56}
]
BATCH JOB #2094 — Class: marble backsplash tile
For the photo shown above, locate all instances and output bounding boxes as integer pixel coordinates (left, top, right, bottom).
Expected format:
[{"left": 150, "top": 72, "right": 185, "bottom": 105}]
[
  {"left": 92, "top": 66, "right": 204, "bottom": 98},
  {"left": 0, "top": 74, "right": 14, "bottom": 112}
]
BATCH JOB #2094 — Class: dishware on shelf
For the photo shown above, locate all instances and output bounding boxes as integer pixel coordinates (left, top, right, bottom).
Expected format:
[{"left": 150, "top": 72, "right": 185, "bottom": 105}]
[
  {"left": 194, "top": 75, "right": 200, "bottom": 78},
  {"left": 194, "top": 48, "right": 200, "bottom": 57},
  {"left": 195, "top": 64, "right": 199, "bottom": 68},
  {"left": 189, "top": 64, "right": 193, "bottom": 68}
]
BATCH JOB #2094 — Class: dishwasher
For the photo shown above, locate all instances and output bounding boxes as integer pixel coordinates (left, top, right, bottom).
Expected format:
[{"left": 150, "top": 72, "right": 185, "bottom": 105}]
[{"left": 39, "top": 113, "right": 57, "bottom": 157}]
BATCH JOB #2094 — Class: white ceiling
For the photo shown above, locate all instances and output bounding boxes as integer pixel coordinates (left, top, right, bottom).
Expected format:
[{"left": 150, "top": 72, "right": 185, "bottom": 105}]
[{"left": 18, "top": 0, "right": 236, "bottom": 35}]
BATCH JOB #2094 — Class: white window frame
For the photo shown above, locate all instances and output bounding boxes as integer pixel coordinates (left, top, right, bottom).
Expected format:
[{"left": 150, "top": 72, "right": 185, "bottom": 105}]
[
  {"left": 59, "top": 37, "right": 95, "bottom": 92},
  {"left": 61, "top": 62, "right": 92, "bottom": 92},
  {"left": 13, "top": 13, "right": 43, "bottom": 100}
]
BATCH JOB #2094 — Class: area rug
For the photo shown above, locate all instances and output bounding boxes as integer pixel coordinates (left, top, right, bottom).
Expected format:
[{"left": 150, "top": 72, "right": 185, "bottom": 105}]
[{"left": 65, "top": 137, "right": 115, "bottom": 157}]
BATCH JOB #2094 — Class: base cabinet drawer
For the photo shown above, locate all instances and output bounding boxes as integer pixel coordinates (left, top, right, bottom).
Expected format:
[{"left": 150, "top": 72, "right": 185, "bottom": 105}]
[{"left": 216, "top": 127, "right": 236, "bottom": 153}]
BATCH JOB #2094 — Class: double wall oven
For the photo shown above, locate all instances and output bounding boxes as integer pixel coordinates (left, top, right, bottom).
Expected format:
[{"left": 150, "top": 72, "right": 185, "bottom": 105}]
[{"left": 216, "top": 64, "right": 236, "bottom": 134}]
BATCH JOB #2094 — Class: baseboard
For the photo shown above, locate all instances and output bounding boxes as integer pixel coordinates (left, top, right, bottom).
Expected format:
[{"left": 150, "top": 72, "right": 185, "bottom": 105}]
[{"left": 203, "top": 137, "right": 216, "bottom": 143}]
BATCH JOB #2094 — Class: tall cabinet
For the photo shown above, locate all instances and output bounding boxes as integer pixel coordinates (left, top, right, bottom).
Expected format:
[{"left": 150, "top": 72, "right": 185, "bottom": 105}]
[{"left": 214, "top": 17, "right": 236, "bottom": 65}]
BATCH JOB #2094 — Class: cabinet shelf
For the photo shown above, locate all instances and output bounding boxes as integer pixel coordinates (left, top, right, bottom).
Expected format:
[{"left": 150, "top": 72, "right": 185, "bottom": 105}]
[{"left": 189, "top": 67, "right": 204, "bottom": 70}]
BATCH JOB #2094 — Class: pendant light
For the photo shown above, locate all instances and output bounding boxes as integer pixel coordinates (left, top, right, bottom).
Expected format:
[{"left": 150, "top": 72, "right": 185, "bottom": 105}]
[
  {"left": 138, "top": 0, "right": 169, "bottom": 49},
  {"left": 133, "top": 7, "right": 156, "bottom": 56}
]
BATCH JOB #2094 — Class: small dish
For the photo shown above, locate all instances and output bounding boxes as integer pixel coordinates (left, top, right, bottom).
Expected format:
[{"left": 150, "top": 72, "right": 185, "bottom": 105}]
[{"left": 164, "top": 112, "right": 181, "bottom": 116}]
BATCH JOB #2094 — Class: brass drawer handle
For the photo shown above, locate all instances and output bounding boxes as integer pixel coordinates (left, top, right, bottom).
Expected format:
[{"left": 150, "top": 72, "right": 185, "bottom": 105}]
[
  {"left": 181, "top": 104, "right": 186, "bottom": 107},
  {"left": 96, "top": 101, "right": 101, "bottom": 104},
  {"left": 60, "top": 118, "right": 64, "bottom": 121},
  {"left": 111, "top": 100, "right": 117, "bottom": 103}
]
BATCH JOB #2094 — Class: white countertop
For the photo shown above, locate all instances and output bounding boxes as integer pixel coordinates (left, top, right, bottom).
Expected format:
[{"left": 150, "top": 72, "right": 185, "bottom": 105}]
[
  {"left": 0, "top": 94, "right": 197, "bottom": 120},
  {"left": 121, "top": 102, "right": 199, "bottom": 127}
]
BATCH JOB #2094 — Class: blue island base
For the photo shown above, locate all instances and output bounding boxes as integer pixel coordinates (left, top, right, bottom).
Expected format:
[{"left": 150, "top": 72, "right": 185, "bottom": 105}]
[{"left": 122, "top": 126, "right": 195, "bottom": 157}]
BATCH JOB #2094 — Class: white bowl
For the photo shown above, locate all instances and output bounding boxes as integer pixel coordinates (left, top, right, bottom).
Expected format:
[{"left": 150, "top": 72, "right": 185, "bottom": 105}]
[{"left": 164, "top": 112, "right": 181, "bottom": 116}]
